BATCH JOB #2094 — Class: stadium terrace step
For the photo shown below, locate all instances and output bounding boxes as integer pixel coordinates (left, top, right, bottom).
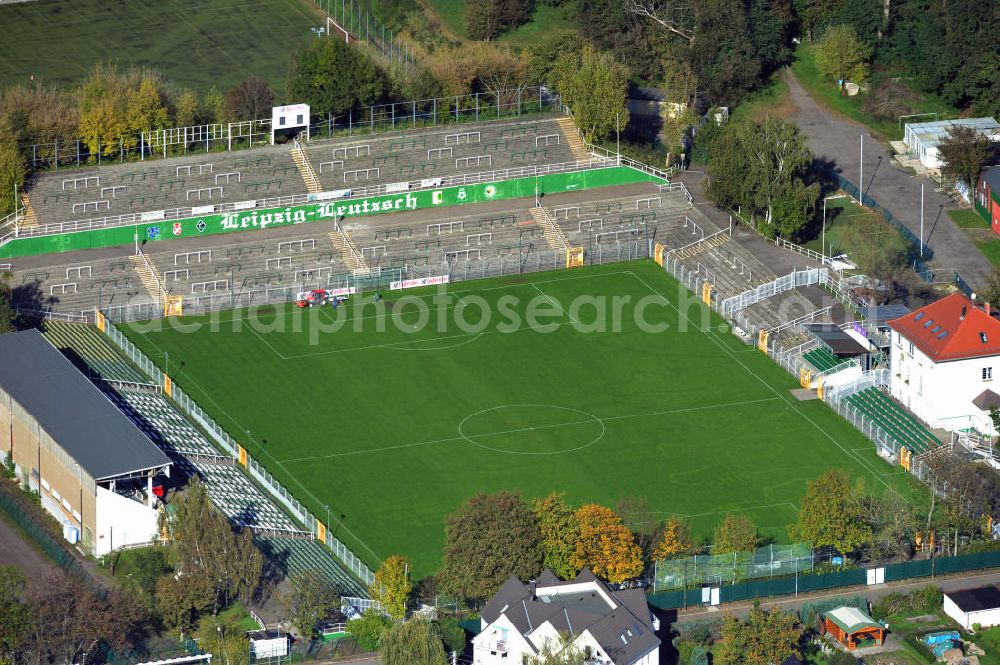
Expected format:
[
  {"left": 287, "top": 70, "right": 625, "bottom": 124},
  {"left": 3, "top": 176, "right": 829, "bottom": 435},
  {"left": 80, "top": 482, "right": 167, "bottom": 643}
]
[
  {"left": 673, "top": 234, "right": 729, "bottom": 260},
  {"left": 256, "top": 537, "right": 366, "bottom": 597},
  {"left": 556, "top": 117, "right": 592, "bottom": 162},
  {"left": 129, "top": 254, "right": 165, "bottom": 302},
  {"left": 328, "top": 230, "right": 370, "bottom": 272},
  {"left": 19, "top": 193, "right": 38, "bottom": 227},
  {"left": 291, "top": 144, "right": 322, "bottom": 194},
  {"left": 845, "top": 387, "right": 941, "bottom": 455},
  {"left": 530, "top": 207, "right": 569, "bottom": 251},
  {"left": 43, "top": 320, "right": 149, "bottom": 384}
]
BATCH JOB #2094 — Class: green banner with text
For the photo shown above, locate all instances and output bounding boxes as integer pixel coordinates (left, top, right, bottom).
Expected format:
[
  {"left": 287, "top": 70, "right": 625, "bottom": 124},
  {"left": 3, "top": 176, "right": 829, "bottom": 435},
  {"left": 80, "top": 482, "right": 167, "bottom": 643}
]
[{"left": 0, "top": 166, "right": 661, "bottom": 259}]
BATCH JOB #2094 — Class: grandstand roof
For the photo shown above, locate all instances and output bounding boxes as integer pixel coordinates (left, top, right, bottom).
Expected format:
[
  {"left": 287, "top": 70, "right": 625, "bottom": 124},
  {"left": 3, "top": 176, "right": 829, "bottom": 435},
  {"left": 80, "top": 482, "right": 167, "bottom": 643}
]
[
  {"left": 888, "top": 293, "right": 1000, "bottom": 362},
  {"left": 0, "top": 329, "right": 170, "bottom": 480}
]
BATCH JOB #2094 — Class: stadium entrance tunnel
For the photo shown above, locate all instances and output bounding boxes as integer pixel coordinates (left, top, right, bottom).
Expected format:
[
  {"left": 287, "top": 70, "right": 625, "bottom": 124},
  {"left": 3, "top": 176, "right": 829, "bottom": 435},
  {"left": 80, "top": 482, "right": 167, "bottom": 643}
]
[{"left": 458, "top": 404, "right": 605, "bottom": 455}]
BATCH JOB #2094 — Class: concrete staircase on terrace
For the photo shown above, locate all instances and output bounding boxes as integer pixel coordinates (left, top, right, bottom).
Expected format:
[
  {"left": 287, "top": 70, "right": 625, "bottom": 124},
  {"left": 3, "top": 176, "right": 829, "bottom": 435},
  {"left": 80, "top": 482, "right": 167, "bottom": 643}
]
[
  {"left": 291, "top": 144, "right": 322, "bottom": 194},
  {"left": 556, "top": 117, "right": 592, "bottom": 162},
  {"left": 328, "top": 230, "right": 370, "bottom": 272},
  {"left": 19, "top": 193, "right": 38, "bottom": 227},
  {"left": 673, "top": 233, "right": 729, "bottom": 260},
  {"left": 129, "top": 254, "right": 165, "bottom": 302},
  {"left": 530, "top": 207, "right": 569, "bottom": 251}
]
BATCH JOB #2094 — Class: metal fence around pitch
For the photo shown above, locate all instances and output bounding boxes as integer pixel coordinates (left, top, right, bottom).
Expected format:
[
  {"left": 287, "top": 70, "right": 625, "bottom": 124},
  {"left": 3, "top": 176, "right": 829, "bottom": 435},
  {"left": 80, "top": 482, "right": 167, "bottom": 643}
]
[
  {"left": 649, "top": 549, "right": 1000, "bottom": 610},
  {"left": 20, "top": 88, "right": 559, "bottom": 171},
  {"left": 653, "top": 543, "right": 814, "bottom": 590}
]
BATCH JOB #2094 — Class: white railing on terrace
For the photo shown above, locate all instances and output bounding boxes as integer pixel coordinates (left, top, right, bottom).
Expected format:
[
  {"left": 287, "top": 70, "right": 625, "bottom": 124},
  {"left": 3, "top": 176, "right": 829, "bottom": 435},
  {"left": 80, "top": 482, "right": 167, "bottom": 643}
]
[
  {"left": 136, "top": 247, "right": 168, "bottom": 302},
  {"left": 720, "top": 268, "right": 828, "bottom": 317},
  {"left": 1, "top": 158, "right": 615, "bottom": 244}
]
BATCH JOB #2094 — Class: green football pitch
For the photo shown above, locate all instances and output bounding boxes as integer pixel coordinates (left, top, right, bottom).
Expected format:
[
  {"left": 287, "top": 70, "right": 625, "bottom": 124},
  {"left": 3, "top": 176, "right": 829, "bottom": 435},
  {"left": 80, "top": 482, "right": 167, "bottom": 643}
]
[
  {"left": 123, "top": 261, "right": 918, "bottom": 577},
  {"left": 0, "top": 0, "right": 323, "bottom": 93}
]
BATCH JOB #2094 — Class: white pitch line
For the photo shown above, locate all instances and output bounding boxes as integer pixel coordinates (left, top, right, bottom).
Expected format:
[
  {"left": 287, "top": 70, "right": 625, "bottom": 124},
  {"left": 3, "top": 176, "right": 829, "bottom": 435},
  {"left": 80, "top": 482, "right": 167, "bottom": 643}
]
[
  {"left": 625, "top": 270, "right": 892, "bottom": 489},
  {"left": 277, "top": 396, "right": 782, "bottom": 463},
  {"left": 530, "top": 282, "right": 580, "bottom": 325}
]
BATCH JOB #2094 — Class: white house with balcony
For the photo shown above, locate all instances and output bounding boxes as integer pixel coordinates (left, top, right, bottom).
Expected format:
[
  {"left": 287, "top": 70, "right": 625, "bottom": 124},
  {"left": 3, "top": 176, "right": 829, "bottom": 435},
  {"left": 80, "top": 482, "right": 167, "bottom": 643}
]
[
  {"left": 887, "top": 293, "right": 1000, "bottom": 435},
  {"left": 473, "top": 569, "right": 660, "bottom": 665}
]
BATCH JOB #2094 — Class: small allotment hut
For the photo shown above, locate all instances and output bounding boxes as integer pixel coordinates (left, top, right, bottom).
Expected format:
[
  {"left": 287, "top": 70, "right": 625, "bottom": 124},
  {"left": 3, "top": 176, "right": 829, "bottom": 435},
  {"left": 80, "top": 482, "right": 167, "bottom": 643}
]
[{"left": 823, "top": 607, "right": 886, "bottom": 651}]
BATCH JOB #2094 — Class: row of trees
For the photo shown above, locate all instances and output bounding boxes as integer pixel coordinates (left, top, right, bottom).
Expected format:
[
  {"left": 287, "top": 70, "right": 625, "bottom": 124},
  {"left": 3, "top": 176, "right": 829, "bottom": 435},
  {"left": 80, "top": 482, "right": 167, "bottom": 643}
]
[{"left": 797, "top": 0, "right": 999, "bottom": 118}]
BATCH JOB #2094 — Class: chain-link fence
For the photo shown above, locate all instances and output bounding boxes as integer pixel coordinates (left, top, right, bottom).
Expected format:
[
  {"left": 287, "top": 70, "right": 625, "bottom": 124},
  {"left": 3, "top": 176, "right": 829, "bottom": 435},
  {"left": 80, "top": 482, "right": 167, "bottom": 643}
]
[{"left": 653, "top": 543, "right": 814, "bottom": 590}]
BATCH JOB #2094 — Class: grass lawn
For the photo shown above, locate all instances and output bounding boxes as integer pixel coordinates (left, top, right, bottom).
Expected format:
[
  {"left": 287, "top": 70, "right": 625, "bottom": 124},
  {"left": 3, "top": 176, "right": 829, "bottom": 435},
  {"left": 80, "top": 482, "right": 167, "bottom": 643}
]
[
  {"left": 950, "top": 209, "right": 991, "bottom": 229},
  {"left": 801, "top": 196, "right": 870, "bottom": 257},
  {"left": 420, "top": 0, "right": 468, "bottom": 38},
  {"left": 497, "top": 3, "right": 578, "bottom": 48},
  {"left": 974, "top": 236, "right": 1000, "bottom": 270},
  {"left": 728, "top": 75, "right": 792, "bottom": 125},
  {"left": 0, "top": 0, "right": 324, "bottom": 93},
  {"left": 123, "top": 261, "right": 919, "bottom": 576},
  {"left": 791, "top": 44, "right": 957, "bottom": 142},
  {"left": 976, "top": 626, "right": 1000, "bottom": 664}
]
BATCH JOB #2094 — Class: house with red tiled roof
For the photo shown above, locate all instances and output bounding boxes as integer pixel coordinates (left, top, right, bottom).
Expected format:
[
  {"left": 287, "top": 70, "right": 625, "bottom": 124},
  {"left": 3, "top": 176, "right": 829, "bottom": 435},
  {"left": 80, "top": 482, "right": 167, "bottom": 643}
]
[{"left": 887, "top": 293, "right": 1000, "bottom": 435}]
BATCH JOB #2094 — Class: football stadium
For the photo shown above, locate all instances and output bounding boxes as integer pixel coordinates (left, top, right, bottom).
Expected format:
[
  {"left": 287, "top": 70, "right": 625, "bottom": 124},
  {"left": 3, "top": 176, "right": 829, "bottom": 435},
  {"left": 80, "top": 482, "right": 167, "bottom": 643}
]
[{"left": 0, "top": 107, "right": 925, "bottom": 589}]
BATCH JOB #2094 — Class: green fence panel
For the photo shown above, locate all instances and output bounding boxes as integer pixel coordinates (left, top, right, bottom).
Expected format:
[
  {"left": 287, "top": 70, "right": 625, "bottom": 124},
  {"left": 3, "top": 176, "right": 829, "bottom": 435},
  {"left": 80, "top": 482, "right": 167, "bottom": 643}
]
[{"left": 884, "top": 558, "right": 932, "bottom": 582}]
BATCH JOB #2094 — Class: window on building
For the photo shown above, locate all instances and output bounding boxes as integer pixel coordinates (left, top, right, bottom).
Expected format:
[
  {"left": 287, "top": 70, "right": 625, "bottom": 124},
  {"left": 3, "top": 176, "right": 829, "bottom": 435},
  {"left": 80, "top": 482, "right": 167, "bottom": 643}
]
[
  {"left": 908, "top": 342, "right": 914, "bottom": 356},
  {"left": 984, "top": 367, "right": 993, "bottom": 381}
]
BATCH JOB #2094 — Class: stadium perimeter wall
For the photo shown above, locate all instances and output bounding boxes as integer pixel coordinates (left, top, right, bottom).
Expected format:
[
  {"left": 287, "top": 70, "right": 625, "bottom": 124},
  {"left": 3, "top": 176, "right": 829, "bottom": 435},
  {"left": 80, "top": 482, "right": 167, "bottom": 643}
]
[{"left": 0, "top": 166, "right": 659, "bottom": 259}]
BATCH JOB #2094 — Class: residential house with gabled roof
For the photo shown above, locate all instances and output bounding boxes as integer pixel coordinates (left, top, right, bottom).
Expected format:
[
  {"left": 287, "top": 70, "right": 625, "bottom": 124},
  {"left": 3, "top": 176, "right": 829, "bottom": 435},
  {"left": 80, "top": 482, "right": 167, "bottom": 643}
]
[
  {"left": 473, "top": 569, "right": 660, "bottom": 665},
  {"left": 888, "top": 293, "right": 1000, "bottom": 435}
]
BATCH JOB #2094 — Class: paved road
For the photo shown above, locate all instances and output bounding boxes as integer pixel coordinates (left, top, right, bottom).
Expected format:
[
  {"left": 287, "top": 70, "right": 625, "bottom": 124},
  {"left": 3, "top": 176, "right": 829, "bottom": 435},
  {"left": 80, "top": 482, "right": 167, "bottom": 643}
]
[
  {"left": 782, "top": 69, "right": 994, "bottom": 291},
  {"left": 670, "top": 565, "right": 1000, "bottom": 622}
]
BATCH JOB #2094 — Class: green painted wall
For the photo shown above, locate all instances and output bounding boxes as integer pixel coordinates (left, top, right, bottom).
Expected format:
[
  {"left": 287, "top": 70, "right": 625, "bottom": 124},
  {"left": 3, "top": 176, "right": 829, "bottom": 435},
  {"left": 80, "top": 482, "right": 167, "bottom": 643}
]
[{"left": 0, "top": 166, "right": 661, "bottom": 259}]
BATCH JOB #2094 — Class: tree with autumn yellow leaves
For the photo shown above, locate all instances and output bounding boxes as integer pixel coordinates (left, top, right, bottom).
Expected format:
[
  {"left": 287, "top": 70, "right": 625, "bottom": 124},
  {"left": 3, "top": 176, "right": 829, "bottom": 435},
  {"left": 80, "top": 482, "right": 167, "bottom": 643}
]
[
  {"left": 532, "top": 492, "right": 580, "bottom": 581},
  {"left": 651, "top": 516, "right": 695, "bottom": 561},
  {"left": 370, "top": 554, "right": 413, "bottom": 620},
  {"left": 78, "top": 64, "right": 170, "bottom": 158},
  {"left": 570, "top": 504, "right": 643, "bottom": 584}
]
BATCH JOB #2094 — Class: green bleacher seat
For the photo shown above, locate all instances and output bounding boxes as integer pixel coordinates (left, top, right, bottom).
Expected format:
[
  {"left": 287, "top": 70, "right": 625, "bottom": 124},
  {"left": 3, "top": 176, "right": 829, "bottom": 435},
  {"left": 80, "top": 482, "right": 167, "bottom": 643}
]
[
  {"left": 803, "top": 347, "right": 852, "bottom": 373},
  {"left": 43, "top": 321, "right": 149, "bottom": 384},
  {"left": 256, "top": 537, "right": 366, "bottom": 597},
  {"left": 845, "top": 388, "right": 940, "bottom": 454}
]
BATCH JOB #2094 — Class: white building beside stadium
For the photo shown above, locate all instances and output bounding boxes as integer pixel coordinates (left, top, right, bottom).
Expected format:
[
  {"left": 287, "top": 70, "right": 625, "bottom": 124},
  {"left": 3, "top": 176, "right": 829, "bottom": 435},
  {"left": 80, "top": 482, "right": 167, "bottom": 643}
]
[
  {"left": 474, "top": 569, "right": 660, "bottom": 665},
  {"left": 888, "top": 293, "right": 1000, "bottom": 435}
]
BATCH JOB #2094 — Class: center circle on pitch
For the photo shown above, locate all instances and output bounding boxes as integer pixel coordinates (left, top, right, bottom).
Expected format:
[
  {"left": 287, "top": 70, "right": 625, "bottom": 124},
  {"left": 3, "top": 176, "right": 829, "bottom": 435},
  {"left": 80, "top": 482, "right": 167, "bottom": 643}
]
[{"left": 458, "top": 404, "right": 605, "bottom": 455}]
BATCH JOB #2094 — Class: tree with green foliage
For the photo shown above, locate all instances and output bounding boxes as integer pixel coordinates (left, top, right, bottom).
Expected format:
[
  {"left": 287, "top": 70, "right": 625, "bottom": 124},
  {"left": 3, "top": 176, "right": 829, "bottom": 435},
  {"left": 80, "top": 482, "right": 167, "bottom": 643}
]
[
  {"left": 287, "top": 38, "right": 388, "bottom": 117},
  {"left": 688, "top": 645, "right": 708, "bottom": 665},
  {"left": 814, "top": 24, "right": 871, "bottom": 93},
  {"left": 348, "top": 609, "right": 391, "bottom": 652},
  {"left": 553, "top": 45, "right": 630, "bottom": 143},
  {"left": 939, "top": 125, "right": 995, "bottom": 191},
  {"left": 712, "top": 514, "right": 758, "bottom": 554},
  {"left": 160, "top": 476, "right": 263, "bottom": 615},
  {"left": 788, "top": 470, "right": 873, "bottom": 559},
  {"left": 527, "top": 30, "right": 585, "bottom": 88},
  {"left": 435, "top": 618, "right": 467, "bottom": 655},
  {"left": 381, "top": 618, "right": 449, "bottom": 665},
  {"left": 0, "top": 270, "right": 15, "bottom": 334},
  {"left": 859, "top": 487, "right": 918, "bottom": 560},
  {"left": 370, "top": 555, "right": 412, "bottom": 620},
  {"left": 279, "top": 568, "right": 341, "bottom": 639},
  {"left": 0, "top": 140, "right": 24, "bottom": 219},
  {"left": 714, "top": 604, "right": 802, "bottom": 665},
  {"left": 156, "top": 573, "right": 213, "bottom": 636},
  {"left": 532, "top": 492, "right": 580, "bottom": 580},
  {"left": 200, "top": 622, "right": 250, "bottom": 665},
  {"left": 842, "top": 208, "right": 910, "bottom": 302},
  {"left": 706, "top": 116, "right": 819, "bottom": 238},
  {"left": 438, "top": 491, "right": 543, "bottom": 601},
  {"left": 0, "top": 566, "right": 31, "bottom": 664}
]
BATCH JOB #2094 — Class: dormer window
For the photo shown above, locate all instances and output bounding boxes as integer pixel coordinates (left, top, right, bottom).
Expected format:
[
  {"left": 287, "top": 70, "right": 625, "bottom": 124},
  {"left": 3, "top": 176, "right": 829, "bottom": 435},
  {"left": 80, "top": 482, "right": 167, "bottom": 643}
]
[{"left": 982, "top": 332, "right": 989, "bottom": 344}]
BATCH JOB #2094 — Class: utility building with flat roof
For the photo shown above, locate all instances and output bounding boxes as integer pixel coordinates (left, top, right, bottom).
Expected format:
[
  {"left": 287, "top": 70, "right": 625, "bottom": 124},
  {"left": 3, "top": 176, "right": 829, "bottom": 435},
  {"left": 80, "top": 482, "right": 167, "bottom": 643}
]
[{"left": 0, "top": 329, "right": 171, "bottom": 555}]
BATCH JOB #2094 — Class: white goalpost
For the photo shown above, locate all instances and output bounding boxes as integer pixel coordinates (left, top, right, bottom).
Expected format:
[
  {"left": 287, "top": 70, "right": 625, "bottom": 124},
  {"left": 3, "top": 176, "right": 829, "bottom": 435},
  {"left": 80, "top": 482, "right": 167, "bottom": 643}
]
[{"left": 327, "top": 16, "right": 350, "bottom": 42}]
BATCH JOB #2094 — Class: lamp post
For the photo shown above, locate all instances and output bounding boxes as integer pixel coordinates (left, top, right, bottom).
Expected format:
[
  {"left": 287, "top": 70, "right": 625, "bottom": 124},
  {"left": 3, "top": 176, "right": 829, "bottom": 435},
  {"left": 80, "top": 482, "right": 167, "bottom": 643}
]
[
  {"left": 822, "top": 194, "right": 848, "bottom": 260},
  {"left": 164, "top": 351, "right": 169, "bottom": 376}
]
